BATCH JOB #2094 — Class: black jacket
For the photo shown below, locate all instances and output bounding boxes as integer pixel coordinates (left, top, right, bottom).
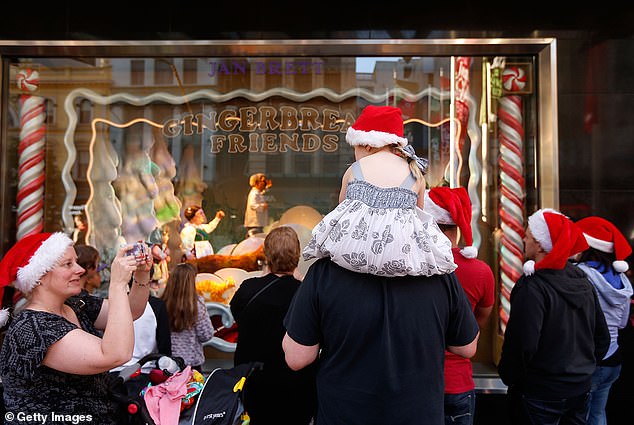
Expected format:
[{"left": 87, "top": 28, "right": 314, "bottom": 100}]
[
  {"left": 148, "top": 295, "right": 172, "bottom": 356},
  {"left": 498, "top": 262, "right": 610, "bottom": 399}
]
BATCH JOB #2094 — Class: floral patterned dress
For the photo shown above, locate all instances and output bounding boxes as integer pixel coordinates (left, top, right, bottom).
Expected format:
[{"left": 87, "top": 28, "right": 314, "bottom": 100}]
[{"left": 303, "top": 161, "right": 456, "bottom": 277}]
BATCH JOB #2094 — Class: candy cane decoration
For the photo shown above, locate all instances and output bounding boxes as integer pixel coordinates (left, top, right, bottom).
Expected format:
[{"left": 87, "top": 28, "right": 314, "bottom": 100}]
[
  {"left": 498, "top": 94, "right": 525, "bottom": 333},
  {"left": 453, "top": 57, "right": 483, "bottom": 250},
  {"left": 16, "top": 69, "right": 46, "bottom": 240},
  {"left": 454, "top": 57, "right": 472, "bottom": 185}
]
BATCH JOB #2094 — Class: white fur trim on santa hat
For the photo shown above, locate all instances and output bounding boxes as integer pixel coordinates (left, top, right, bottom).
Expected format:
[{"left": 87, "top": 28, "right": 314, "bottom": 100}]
[
  {"left": 460, "top": 246, "right": 478, "bottom": 259},
  {"left": 613, "top": 260, "right": 629, "bottom": 273},
  {"left": 346, "top": 126, "right": 408, "bottom": 148},
  {"left": 0, "top": 308, "right": 9, "bottom": 327},
  {"left": 15, "top": 232, "right": 73, "bottom": 293},
  {"left": 583, "top": 233, "right": 614, "bottom": 253},
  {"left": 523, "top": 260, "right": 536, "bottom": 276},
  {"left": 527, "top": 208, "right": 560, "bottom": 253},
  {"left": 423, "top": 190, "right": 454, "bottom": 225}
]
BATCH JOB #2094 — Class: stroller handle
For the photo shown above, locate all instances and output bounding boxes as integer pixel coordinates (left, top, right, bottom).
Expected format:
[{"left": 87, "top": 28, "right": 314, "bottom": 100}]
[{"left": 111, "top": 353, "right": 186, "bottom": 387}]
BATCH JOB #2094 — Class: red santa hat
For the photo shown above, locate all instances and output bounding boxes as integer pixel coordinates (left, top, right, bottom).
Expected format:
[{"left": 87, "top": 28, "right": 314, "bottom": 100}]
[
  {"left": 424, "top": 186, "right": 478, "bottom": 259},
  {"left": 523, "top": 209, "right": 589, "bottom": 275},
  {"left": 576, "top": 216, "right": 631, "bottom": 273},
  {"left": 0, "top": 232, "right": 74, "bottom": 295},
  {"left": 346, "top": 105, "right": 408, "bottom": 148}
]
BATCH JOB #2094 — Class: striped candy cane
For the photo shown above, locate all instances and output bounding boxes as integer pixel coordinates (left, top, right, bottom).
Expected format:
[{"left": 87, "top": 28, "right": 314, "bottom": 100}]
[
  {"left": 497, "top": 95, "right": 525, "bottom": 333},
  {"left": 16, "top": 69, "right": 46, "bottom": 240}
]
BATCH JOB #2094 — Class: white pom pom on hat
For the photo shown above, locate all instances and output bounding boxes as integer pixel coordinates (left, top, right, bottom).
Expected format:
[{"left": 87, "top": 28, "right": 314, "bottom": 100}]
[
  {"left": 346, "top": 105, "right": 408, "bottom": 148},
  {"left": 524, "top": 209, "right": 589, "bottom": 275},
  {"left": 523, "top": 260, "right": 536, "bottom": 276},
  {"left": 424, "top": 186, "right": 478, "bottom": 259},
  {"left": 576, "top": 216, "right": 632, "bottom": 273}
]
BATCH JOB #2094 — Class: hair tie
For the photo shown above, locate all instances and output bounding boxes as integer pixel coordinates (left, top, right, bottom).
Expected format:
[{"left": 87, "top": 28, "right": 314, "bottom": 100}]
[{"left": 401, "top": 145, "right": 428, "bottom": 174}]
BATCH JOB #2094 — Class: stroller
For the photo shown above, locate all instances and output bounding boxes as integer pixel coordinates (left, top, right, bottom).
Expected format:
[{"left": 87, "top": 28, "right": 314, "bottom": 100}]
[
  {"left": 109, "top": 352, "right": 199, "bottom": 425},
  {"left": 189, "top": 362, "right": 263, "bottom": 425}
]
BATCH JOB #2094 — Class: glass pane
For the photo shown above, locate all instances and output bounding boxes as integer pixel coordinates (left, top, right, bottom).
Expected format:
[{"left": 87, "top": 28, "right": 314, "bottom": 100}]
[{"left": 4, "top": 54, "right": 538, "bottom": 359}]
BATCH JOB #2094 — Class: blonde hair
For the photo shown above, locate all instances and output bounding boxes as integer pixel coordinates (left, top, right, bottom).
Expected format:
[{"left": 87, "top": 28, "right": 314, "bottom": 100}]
[
  {"left": 249, "top": 173, "right": 266, "bottom": 187},
  {"left": 161, "top": 263, "right": 199, "bottom": 332}
]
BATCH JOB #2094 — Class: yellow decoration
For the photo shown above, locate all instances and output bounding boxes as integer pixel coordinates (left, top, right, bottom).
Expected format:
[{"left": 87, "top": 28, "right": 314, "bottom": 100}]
[
  {"left": 233, "top": 376, "right": 246, "bottom": 392},
  {"left": 192, "top": 369, "right": 205, "bottom": 383},
  {"left": 195, "top": 277, "right": 236, "bottom": 303}
]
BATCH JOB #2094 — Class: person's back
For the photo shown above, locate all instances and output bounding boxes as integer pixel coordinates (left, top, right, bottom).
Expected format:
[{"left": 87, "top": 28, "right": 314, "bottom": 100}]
[
  {"left": 423, "top": 186, "right": 495, "bottom": 425},
  {"left": 574, "top": 216, "right": 633, "bottom": 425},
  {"left": 161, "top": 263, "right": 214, "bottom": 370},
  {"left": 303, "top": 105, "right": 456, "bottom": 278},
  {"left": 498, "top": 209, "right": 610, "bottom": 425},
  {"left": 442, "top": 254, "right": 494, "bottom": 390},
  {"left": 499, "top": 262, "right": 607, "bottom": 396},
  {"left": 283, "top": 258, "right": 479, "bottom": 425}
]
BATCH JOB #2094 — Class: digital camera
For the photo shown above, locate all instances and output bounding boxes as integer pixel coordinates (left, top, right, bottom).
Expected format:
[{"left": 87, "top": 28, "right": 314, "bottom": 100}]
[{"left": 125, "top": 241, "right": 147, "bottom": 264}]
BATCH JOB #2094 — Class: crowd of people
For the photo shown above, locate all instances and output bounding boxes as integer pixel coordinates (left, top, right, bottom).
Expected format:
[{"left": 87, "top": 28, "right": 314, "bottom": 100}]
[{"left": 0, "top": 105, "right": 631, "bottom": 425}]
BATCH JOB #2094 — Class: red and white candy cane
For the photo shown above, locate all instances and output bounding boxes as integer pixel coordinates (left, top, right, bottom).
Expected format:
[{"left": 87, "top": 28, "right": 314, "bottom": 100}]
[
  {"left": 16, "top": 69, "right": 46, "bottom": 240},
  {"left": 497, "top": 95, "right": 525, "bottom": 333},
  {"left": 454, "top": 57, "right": 472, "bottom": 185}
]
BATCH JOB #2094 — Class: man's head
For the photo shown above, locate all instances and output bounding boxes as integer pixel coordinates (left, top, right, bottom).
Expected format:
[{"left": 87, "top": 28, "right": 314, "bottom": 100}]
[
  {"left": 424, "top": 187, "right": 477, "bottom": 258},
  {"left": 522, "top": 208, "right": 589, "bottom": 275},
  {"left": 576, "top": 215, "right": 631, "bottom": 272}
]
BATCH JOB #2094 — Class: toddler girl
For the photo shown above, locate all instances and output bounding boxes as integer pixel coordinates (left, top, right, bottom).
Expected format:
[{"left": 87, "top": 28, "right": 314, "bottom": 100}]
[{"left": 303, "top": 105, "right": 456, "bottom": 276}]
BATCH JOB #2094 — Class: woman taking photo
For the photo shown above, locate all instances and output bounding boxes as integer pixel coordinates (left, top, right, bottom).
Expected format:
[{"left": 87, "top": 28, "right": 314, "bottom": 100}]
[{"left": 0, "top": 232, "right": 151, "bottom": 424}]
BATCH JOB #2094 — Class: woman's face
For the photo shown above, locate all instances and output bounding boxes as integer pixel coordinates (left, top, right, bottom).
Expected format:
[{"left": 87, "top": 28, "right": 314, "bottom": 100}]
[
  {"left": 192, "top": 209, "right": 207, "bottom": 225},
  {"left": 41, "top": 246, "right": 86, "bottom": 296}
]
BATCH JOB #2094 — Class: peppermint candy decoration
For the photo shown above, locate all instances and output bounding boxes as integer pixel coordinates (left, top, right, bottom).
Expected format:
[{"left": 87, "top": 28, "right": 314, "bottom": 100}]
[
  {"left": 502, "top": 66, "right": 527, "bottom": 92},
  {"left": 16, "top": 68, "right": 40, "bottom": 93}
]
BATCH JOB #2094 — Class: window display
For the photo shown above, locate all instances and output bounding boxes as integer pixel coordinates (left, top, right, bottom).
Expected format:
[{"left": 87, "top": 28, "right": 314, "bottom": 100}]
[{"left": 3, "top": 54, "right": 540, "bottom": 367}]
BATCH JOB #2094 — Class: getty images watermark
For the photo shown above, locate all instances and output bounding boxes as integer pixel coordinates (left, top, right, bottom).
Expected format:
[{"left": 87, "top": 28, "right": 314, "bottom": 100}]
[{"left": 5, "top": 411, "right": 93, "bottom": 424}]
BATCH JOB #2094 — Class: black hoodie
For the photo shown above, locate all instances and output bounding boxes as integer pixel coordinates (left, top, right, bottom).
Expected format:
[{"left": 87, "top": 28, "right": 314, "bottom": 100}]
[{"left": 498, "top": 262, "right": 610, "bottom": 399}]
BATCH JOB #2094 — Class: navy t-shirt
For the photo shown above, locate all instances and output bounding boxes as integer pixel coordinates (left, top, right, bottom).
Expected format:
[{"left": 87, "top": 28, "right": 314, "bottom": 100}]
[{"left": 284, "top": 259, "right": 478, "bottom": 425}]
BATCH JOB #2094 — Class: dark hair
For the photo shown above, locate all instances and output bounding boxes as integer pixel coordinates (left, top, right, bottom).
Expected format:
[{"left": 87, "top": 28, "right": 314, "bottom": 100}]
[
  {"left": 161, "top": 263, "right": 199, "bottom": 332},
  {"left": 184, "top": 205, "right": 202, "bottom": 221},
  {"left": 437, "top": 223, "right": 456, "bottom": 233},
  {"left": 264, "top": 226, "right": 300, "bottom": 274},
  {"left": 578, "top": 247, "right": 615, "bottom": 273},
  {"left": 75, "top": 244, "right": 99, "bottom": 276}
]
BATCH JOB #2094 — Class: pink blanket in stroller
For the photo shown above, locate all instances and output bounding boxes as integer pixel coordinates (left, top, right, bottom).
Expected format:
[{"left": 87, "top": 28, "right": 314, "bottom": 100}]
[{"left": 144, "top": 365, "right": 193, "bottom": 425}]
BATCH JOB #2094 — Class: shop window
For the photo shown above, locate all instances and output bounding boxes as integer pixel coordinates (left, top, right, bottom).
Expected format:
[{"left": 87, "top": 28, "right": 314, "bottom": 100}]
[
  {"left": 78, "top": 99, "right": 92, "bottom": 124},
  {"left": 130, "top": 60, "right": 145, "bottom": 85},
  {"left": 45, "top": 98, "right": 55, "bottom": 125},
  {"left": 154, "top": 59, "right": 173, "bottom": 85},
  {"left": 294, "top": 153, "right": 312, "bottom": 176},
  {"left": 183, "top": 59, "right": 198, "bottom": 85},
  {"left": 265, "top": 153, "right": 283, "bottom": 175}
]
